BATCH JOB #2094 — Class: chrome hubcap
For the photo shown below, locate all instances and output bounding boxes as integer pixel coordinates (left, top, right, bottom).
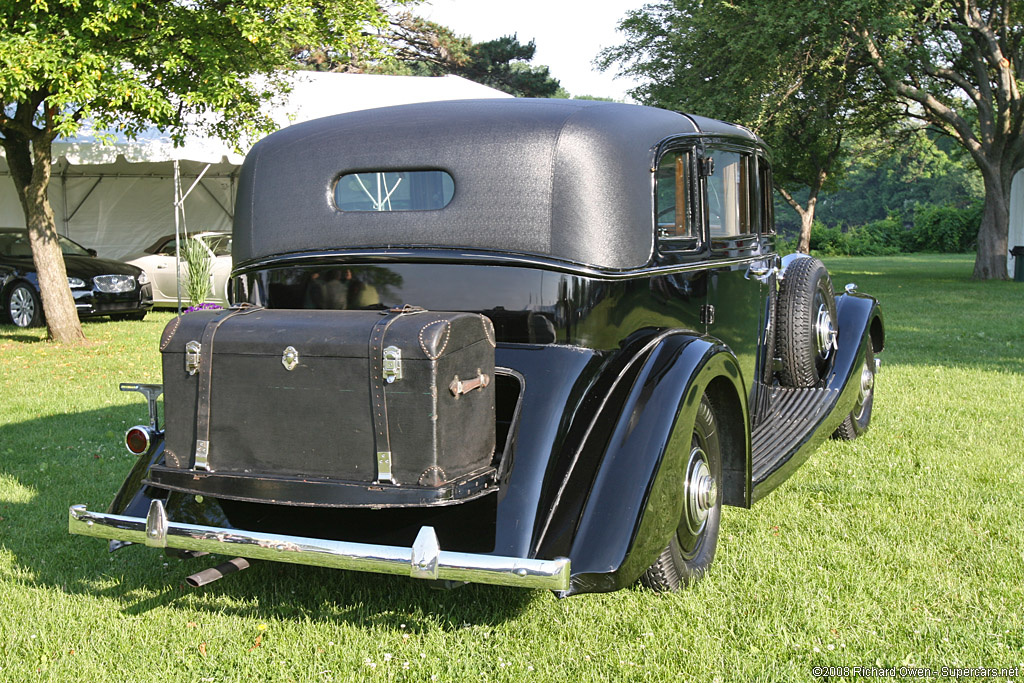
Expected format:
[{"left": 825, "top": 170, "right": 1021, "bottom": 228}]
[
  {"left": 684, "top": 447, "right": 716, "bottom": 537},
  {"left": 9, "top": 287, "right": 35, "bottom": 327},
  {"left": 815, "top": 304, "right": 837, "bottom": 360},
  {"left": 853, "top": 357, "right": 874, "bottom": 420},
  {"left": 860, "top": 361, "right": 874, "bottom": 396}
]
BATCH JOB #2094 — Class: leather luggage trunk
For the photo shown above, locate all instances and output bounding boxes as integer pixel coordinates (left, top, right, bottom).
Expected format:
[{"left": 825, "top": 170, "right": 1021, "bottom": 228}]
[{"left": 150, "top": 306, "right": 497, "bottom": 507}]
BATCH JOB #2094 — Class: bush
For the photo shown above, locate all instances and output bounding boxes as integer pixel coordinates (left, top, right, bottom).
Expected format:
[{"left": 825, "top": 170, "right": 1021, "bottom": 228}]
[{"left": 909, "top": 203, "right": 982, "bottom": 253}]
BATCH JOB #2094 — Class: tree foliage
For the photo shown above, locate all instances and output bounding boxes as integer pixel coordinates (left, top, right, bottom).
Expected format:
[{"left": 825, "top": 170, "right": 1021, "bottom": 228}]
[
  {"left": 602, "top": 0, "right": 1024, "bottom": 278},
  {"left": 0, "top": 0, "right": 388, "bottom": 341},
  {"left": 322, "top": 11, "right": 563, "bottom": 98},
  {"left": 776, "top": 129, "right": 983, "bottom": 233},
  {"left": 842, "top": 0, "right": 1024, "bottom": 279},
  {"left": 599, "top": 1, "right": 900, "bottom": 253}
]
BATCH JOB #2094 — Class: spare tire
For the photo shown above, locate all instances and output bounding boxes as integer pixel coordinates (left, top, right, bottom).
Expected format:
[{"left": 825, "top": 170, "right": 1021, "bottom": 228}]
[{"left": 775, "top": 256, "right": 837, "bottom": 388}]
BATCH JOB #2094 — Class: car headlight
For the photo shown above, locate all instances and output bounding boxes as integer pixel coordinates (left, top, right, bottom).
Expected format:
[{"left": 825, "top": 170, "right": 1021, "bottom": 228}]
[
  {"left": 67, "top": 277, "right": 86, "bottom": 288},
  {"left": 136, "top": 270, "right": 149, "bottom": 285},
  {"left": 93, "top": 274, "right": 137, "bottom": 293}
]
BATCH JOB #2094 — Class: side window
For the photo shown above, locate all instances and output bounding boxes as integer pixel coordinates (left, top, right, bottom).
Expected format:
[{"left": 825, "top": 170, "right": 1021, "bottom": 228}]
[
  {"left": 655, "top": 149, "right": 698, "bottom": 247},
  {"left": 706, "top": 149, "right": 754, "bottom": 238}
]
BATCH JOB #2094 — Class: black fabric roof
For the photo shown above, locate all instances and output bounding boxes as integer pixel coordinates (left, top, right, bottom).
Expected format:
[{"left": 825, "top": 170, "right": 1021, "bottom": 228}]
[{"left": 234, "top": 99, "right": 757, "bottom": 270}]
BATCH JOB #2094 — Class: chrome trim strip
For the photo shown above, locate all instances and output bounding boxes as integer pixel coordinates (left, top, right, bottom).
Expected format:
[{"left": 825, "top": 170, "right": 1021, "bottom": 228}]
[
  {"left": 69, "top": 503, "right": 570, "bottom": 591},
  {"left": 234, "top": 248, "right": 773, "bottom": 282}
]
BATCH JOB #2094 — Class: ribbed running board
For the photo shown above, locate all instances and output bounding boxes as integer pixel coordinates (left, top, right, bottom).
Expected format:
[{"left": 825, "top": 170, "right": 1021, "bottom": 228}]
[{"left": 751, "top": 386, "right": 838, "bottom": 483}]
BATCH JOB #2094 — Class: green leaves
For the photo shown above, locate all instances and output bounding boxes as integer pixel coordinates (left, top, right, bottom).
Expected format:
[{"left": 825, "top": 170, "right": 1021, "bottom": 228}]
[{"left": 1, "top": 0, "right": 389, "bottom": 145}]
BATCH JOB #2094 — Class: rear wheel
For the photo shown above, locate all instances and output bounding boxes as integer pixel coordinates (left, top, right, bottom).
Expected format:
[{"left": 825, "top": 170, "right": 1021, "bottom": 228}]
[
  {"left": 6, "top": 283, "right": 43, "bottom": 328},
  {"left": 641, "top": 395, "right": 721, "bottom": 591},
  {"left": 776, "top": 257, "right": 837, "bottom": 387},
  {"left": 835, "top": 342, "right": 876, "bottom": 440}
]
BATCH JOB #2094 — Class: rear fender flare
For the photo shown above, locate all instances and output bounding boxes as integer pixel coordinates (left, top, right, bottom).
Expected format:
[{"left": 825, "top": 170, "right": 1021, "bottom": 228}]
[{"left": 565, "top": 334, "right": 748, "bottom": 594}]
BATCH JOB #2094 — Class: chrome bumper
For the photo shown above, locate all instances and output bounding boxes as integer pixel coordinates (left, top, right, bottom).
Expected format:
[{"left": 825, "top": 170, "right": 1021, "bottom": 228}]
[{"left": 68, "top": 501, "right": 570, "bottom": 592}]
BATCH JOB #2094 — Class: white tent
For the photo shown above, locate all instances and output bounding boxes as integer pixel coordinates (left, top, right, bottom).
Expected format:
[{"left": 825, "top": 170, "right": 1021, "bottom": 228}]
[
  {"left": 0, "top": 73, "right": 512, "bottom": 259},
  {"left": 1008, "top": 171, "right": 1024, "bottom": 274}
]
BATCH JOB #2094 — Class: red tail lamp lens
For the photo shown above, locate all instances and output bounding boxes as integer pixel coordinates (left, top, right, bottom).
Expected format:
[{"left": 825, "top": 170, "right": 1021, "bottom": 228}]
[{"left": 125, "top": 426, "right": 152, "bottom": 455}]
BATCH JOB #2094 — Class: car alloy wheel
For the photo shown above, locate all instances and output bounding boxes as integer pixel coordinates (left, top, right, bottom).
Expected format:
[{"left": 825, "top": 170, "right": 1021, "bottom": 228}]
[{"left": 7, "top": 283, "right": 43, "bottom": 328}]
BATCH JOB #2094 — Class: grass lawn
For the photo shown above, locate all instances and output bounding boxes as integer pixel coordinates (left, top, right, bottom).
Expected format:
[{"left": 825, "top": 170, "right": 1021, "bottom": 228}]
[{"left": 1, "top": 253, "right": 1022, "bottom": 681}]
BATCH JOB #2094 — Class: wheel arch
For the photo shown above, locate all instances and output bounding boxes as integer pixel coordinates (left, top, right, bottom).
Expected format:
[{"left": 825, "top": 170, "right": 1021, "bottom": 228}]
[{"left": 560, "top": 334, "right": 750, "bottom": 595}]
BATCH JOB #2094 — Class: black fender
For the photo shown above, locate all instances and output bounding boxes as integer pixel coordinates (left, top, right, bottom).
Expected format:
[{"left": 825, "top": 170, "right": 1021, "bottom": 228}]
[
  {"left": 108, "top": 435, "right": 167, "bottom": 518},
  {"left": 561, "top": 333, "right": 749, "bottom": 595},
  {"left": 830, "top": 290, "right": 885, "bottom": 414}
]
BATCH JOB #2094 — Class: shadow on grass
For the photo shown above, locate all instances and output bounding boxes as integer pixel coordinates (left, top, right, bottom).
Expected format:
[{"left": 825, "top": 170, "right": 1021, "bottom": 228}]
[
  {"left": 0, "top": 404, "right": 538, "bottom": 629},
  {"left": 0, "top": 327, "right": 46, "bottom": 343}
]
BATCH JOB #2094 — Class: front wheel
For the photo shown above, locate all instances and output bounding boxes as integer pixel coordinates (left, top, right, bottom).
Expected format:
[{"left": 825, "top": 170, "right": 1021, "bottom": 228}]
[
  {"left": 641, "top": 394, "right": 722, "bottom": 591},
  {"left": 834, "top": 342, "right": 876, "bottom": 440},
  {"left": 6, "top": 283, "right": 43, "bottom": 328}
]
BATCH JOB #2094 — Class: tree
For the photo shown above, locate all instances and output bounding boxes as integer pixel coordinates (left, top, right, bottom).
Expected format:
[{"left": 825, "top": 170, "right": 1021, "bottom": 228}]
[
  {"left": 599, "top": 1, "right": 900, "bottom": 253},
  {"left": 320, "top": 12, "right": 563, "bottom": 98},
  {"left": 1, "top": 0, "right": 388, "bottom": 342},
  {"left": 777, "top": 129, "right": 983, "bottom": 233},
  {"left": 604, "top": 0, "right": 1024, "bottom": 279},
  {"left": 842, "top": 1, "right": 1023, "bottom": 279}
]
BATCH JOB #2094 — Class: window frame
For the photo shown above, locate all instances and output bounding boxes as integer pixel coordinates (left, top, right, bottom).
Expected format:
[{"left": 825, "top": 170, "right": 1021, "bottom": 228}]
[
  {"left": 701, "top": 144, "right": 759, "bottom": 244},
  {"left": 332, "top": 169, "right": 455, "bottom": 213},
  {"left": 654, "top": 145, "right": 702, "bottom": 253}
]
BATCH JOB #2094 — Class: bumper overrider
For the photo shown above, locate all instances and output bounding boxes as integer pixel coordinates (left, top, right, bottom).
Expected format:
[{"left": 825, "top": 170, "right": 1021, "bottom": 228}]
[{"left": 68, "top": 501, "right": 571, "bottom": 592}]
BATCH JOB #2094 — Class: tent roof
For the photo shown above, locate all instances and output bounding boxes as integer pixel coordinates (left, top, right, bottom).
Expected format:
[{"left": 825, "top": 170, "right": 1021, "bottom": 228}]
[{"left": 2, "top": 73, "right": 513, "bottom": 173}]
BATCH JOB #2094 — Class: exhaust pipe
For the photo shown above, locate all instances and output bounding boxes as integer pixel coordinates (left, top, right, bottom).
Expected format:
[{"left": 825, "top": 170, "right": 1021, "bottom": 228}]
[{"left": 185, "top": 557, "right": 251, "bottom": 587}]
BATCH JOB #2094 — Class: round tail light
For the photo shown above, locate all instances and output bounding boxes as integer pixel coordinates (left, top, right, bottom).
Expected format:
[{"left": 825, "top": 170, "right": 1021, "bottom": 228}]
[{"left": 125, "top": 426, "right": 153, "bottom": 455}]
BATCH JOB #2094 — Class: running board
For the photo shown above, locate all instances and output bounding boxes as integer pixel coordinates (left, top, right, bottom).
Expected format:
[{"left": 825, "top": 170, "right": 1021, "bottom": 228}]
[{"left": 751, "top": 386, "right": 839, "bottom": 483}]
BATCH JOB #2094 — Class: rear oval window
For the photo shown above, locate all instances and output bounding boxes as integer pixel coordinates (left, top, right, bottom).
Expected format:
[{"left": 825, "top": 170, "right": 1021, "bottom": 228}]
[{"left": 334, "top": 170, "right": 454, "bottom": 212}]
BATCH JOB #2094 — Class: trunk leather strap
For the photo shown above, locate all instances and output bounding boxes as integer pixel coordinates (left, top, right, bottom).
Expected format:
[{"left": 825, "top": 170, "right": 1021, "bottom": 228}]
[
  {"left": 192, "top": 304, "right": 262, "bottom": 471},
  {"left": 368, "top": 306, "right": 426, "bottom": 483}
]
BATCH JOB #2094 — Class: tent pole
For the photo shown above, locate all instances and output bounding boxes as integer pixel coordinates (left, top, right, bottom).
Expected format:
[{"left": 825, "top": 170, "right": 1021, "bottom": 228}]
[
  {"left": 61, "top": 171, "right": 68, "bottom": 237},
  {"left": 174, "top": 159, "right": 182, "bottom": 315}
]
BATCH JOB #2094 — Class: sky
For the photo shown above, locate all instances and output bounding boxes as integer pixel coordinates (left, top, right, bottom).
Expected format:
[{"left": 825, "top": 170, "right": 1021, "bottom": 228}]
[{"left": 414, "top": 0, "right": 649, "bottom": 101}]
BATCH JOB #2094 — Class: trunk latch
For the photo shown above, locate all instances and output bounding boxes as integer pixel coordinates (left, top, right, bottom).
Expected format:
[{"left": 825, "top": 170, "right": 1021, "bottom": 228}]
[
  {"left": 185, "top": 341, "right": 201, "bottom": 375},
  {"left": 382, "top": 345, "right": 402, "bottom": 383}
]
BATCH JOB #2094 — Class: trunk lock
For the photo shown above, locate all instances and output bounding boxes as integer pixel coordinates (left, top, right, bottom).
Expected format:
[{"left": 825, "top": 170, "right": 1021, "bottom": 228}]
[
  {"left": 185, "top": 341, "right": 201, "bottom": 375},
  {"left": 382, "top": 346, "right": 403, "bottom": 383},
  {"left": 282, "top": 346, "right": 299, "bottom": 371}
]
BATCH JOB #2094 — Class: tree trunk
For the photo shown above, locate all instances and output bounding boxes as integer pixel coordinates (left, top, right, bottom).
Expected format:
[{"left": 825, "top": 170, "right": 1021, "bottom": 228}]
[
  {"left": 797, "top": 203, "right": 816, "bottom": 254},
  {"left": 2, "top": 127, "right": 86, "bottom": 342},
  {"left": 974, "top": 172, "right": 1011, "bottom": 280},
  {"left": 777, "top": 185, "right": 820, "bottom": 254}
]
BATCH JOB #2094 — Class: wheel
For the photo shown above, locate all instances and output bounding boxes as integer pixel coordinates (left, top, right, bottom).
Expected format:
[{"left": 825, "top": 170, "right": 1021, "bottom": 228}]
[
  {"left": 6, "top": 282, "right": 43, "bottom": 328},
  {"left": 641, "top": 395, "right": 722, "bottom": 591},
  {"left": 834, "top": 342, "right": 876, "bottom": 440},
  {"left": 776, "top": 257, "right": 837, "bottom": 387}
]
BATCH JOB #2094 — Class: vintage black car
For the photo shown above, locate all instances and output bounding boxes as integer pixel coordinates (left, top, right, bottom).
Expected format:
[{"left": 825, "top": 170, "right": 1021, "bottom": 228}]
[
  {"left": 69, "top": 99, "right": 884, "bottom": 596},
  {"left": 0, "top": 227, "right": 153, "bottom": 327}
]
